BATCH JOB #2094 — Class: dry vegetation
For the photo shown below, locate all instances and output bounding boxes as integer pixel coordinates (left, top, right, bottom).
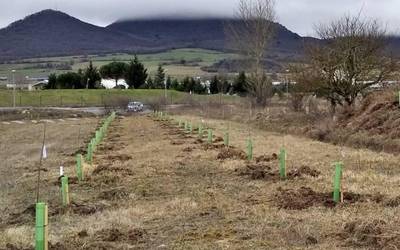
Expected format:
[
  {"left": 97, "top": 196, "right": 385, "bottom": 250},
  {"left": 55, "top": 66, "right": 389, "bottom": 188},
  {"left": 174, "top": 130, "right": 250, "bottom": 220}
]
[{"left": 1, "top": 105, "right": 400, "bottom": 249}]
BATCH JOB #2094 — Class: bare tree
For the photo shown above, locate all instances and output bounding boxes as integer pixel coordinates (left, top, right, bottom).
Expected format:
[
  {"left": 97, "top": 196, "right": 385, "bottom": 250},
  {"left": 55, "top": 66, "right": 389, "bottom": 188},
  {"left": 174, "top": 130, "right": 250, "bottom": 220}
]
[
  {"left": 306, "top": 14, "right": 397, "bottom": 107},
  {"left": 226, "top": 0, "right": 276, "bottom": 106}
]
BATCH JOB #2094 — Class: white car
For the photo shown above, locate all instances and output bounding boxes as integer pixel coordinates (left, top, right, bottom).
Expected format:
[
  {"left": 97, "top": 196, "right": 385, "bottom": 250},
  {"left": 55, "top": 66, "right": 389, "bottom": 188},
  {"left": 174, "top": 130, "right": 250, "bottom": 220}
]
[{"left": 127, "top": 101, "right": 144, "bottom": 112}]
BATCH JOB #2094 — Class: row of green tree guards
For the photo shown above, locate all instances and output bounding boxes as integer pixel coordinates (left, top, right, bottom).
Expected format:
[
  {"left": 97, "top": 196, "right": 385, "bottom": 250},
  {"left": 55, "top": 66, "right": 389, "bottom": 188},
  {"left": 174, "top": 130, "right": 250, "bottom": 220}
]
[
  {"left": 154, "top": 110, "right": 343, "bottom": 203},
  {"left": 35, "top": 112, "right": 116, "bottom": 250}
]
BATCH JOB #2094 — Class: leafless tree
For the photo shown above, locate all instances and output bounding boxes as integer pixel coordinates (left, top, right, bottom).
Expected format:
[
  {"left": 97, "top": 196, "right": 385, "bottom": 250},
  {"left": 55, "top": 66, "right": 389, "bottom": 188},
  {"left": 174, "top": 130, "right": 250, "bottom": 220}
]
[
  {"left": 226, "top": 0, "right": 276, "bottom": 106},
  {"left": 306, "top": 14, "right": 397, "bottom": 107}
]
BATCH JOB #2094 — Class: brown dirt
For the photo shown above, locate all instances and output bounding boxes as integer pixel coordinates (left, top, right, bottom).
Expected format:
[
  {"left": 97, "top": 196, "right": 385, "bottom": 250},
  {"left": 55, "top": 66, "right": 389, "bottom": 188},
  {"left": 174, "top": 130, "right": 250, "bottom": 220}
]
[
  {"left": 214, "top": 136, "right": 224, "bottom": 143},
  {"left": 182, "top": 147, "right": 195, "bottom": 152},
  {"left": 171, "top": 140, "right": 185, "bottom": 145},
  {"left": 95, "top": 228, "right": 147, "bottom": 243},
  {"left": 98, "top": 188, "right": 130, "bottom": 201},
  {"left": 201, "top": 143, "right": 225, "bottom": 150},
  {"left": 255, "top": 153, "right": 278, "bottom": 163},
  {"left": 216, "top": 147, "right": 247, "bottom": 160},
  {"left": 384, "top": 196, "right": 400, "bottom": 207},
  {"left": 105, "top": 154, "right": 132, "bottom": 162},
  {"left": 238, "top": 164, "right": 320, "bottom": 181},
  {"left": 274, "top": 186, "right": 383, "bottom": 210},
  {"left": 339, "top": 219, "right": 400, "bottom": 249},
  {"left": 92, "top": 165, "right": 133, "bottom": 176}
]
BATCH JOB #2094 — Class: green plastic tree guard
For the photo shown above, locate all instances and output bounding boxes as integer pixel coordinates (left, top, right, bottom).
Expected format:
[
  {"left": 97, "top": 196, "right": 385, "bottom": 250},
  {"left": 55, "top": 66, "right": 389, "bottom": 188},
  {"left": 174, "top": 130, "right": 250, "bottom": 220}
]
[
  {"left": 279, "top": 148, "right": 287, "bottom": 179},
  {"left": 224, "top": 131, "right": 229, "bottom": 146},
  {"left": 61, "top": 176, "right": 70, "bottom": 206},
  {"left": 208, "top": 129, "right": 213, "bottom": 144},
  {"left": 76, "top": 154, "right": 83, "bottom": 181},
  {"left": 198, "top": 124, "right": 203, "bottom": 138},
  {"left": 247, "top": 138, "right": 253, "bottom": 160},
  {"left": 35, "top": 202, "right": 48, "bottom": 250},
  {"left": 333, "top": 162, "right": 343, "bottom": 203},
  {"left": 184, "top": 121, "right": 188, "bottom": 131},
  {"left": 189, "top": 123, "right": 193, "bottom": 133},
  {"left": 86, "top": 143, "right": 93, "bottom": 164}
]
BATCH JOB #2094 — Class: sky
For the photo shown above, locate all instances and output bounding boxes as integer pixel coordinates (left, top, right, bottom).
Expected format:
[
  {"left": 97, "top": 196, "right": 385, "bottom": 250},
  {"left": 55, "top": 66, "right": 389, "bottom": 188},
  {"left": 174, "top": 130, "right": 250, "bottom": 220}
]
[{"left": 0, "top": 0, "right": 399, "bottom": 36}]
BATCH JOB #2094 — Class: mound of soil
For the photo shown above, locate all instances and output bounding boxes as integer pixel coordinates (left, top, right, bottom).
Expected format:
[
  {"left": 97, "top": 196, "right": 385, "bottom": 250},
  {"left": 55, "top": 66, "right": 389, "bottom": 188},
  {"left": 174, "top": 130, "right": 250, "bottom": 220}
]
[
  {"left": 98, "top": 187, "right": 130, "bottom": 201},
  {"left": 274, "top": 187, "right": 383, "bottom": 210},
  {"left": 171, "top": 140, "right": 185, "bottom": 145},
  {"left": 217, "top": 147, "right": 247, "bottom": 160},
  {"left": 255, "top": 153, "right": 278, "bottom": 163},
  {"left": 214, "top": 136, "right": 224, "bottom": 143},
  {"left": 202, "top": 144, "right": 225, "bottom": 150},
  {"left": 93, "top": 165, "right": 133, "bottom": 176},
  {"left": 69, "top": 202, "right": 106, "bottom": 215},
  {"left": 95, "top": 227, "right": 147, "bottom": 243},
  {"left": 339, "top": 219, "right": 400, "bottom": 248},
  {"left": 182, "top": 147, "right": 195, "bottom": 152},
  {"left": 238, "top": 165, "right": 320, "bottom": 181},
  {"left": 106, "top": 154, "right": 132, "bottom": 161},
  {"left": 384, "top": 196, "right": 400, "bottom": 207}
]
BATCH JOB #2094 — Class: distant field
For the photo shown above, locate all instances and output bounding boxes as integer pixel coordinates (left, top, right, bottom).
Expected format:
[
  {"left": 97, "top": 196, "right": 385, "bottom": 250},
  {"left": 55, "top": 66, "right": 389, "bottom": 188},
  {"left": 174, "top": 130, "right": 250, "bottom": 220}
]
[
  {"left": 0, "top": 48, "right": 238, "bottom": 80},
  {"left": 0, "top": 89, "right": 240, "bottom": 107}
]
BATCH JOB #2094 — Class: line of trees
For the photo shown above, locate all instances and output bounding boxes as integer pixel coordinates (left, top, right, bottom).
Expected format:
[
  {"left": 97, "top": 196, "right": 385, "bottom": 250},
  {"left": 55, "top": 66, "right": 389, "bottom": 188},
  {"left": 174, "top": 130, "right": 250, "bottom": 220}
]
[
  {"left": 226, "top": 0, "right": 398, "bottom": 108},
  {"left": 45, "top": 56, "right": 250, "bottom": 96}
]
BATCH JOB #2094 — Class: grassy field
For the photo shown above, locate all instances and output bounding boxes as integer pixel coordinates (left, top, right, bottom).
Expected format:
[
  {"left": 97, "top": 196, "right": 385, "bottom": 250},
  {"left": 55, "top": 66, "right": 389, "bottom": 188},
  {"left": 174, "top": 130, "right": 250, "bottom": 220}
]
[
  {"left": 0, "top": 48, "right": 238, "bottom": 80},
  {"left": 0, "top": 89, "right": 240, "bottom": 107},
  {"left": 1, "top": 111, "right": 400, "bottom": 249}
]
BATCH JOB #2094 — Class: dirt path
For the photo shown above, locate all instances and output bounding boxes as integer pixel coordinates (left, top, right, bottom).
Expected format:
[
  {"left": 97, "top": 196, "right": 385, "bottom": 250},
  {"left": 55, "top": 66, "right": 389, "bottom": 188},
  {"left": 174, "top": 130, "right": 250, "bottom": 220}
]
[{"left": 2, "top": 114, "right": 400, "bottom": 249}]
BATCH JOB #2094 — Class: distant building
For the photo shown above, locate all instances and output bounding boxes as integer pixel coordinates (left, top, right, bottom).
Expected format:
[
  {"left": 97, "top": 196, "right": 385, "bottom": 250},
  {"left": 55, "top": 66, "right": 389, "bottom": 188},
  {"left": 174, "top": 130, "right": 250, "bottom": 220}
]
[{"left": 101, "top": 79, "right": 129, "bottom": 89}]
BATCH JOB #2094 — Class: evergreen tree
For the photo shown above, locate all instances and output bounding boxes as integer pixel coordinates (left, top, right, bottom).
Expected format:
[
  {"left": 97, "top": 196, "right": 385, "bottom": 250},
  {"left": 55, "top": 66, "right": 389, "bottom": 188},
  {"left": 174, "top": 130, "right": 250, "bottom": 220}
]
[
  {"left": 146, "top": 77, "right": 154, "bottom": 89},
  {"left": 125, "top": 56, "right": 148, "bottom": 89},
  {"left": 210, "top": 75, "right": 220, "bottom": 94},
  {"left": 83, "top": 61, "right": 101, "bottom": 89},
  {"left": 166, "top": 76, "right": 172, "bottom": 89},
  {"left": 233, "top": 71, "right": 247, "bottom": 95},
  {"left": 46, "top": 73, "right": 57, "bottom": 89},
  {"left": 154, "top": 65, "right": 166, "bottom": 88},
  {"left": 171, "top": 78, "right": 180, "bottom": 90}
]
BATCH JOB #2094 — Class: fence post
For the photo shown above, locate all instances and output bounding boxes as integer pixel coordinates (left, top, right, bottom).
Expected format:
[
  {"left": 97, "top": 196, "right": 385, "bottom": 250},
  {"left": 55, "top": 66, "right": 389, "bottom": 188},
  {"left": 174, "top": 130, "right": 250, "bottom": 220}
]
[{"left": 35, "top": 202, "right": 48, "bottom": 250}]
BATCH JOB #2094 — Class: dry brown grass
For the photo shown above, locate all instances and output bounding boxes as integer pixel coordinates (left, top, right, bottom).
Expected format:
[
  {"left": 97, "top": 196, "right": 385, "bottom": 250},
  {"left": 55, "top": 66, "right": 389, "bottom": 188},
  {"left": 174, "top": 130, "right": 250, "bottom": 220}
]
[{"left": 2, "top": 112, "right": 400, "bottom": 249}]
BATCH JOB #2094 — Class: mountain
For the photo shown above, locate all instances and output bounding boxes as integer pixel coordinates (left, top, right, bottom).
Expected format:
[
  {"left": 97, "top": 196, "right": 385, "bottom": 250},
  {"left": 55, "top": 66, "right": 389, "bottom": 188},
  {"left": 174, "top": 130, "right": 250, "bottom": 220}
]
[
  {"left": 1, "top": 10, "right": 398, "bottom": 62},
  {"left": 0, "top": 9, "right": 155, "bottom": 61},
  {"left": 107, "top": 18, "right": 316, "bottom": 61}
]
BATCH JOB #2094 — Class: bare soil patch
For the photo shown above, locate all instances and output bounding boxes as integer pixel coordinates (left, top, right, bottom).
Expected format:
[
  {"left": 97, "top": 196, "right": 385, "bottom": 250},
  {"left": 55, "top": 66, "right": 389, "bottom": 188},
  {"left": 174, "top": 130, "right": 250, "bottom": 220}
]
[
  {"left": 238, "top": 164, "right": 320, "bottom": 181},
  {"left": 274, "top": 186, "right": 383, "bottom": 210},
  {"left": 338, "top": 219, "right": 400, "bottom": 249},
  {"left": 216, "top": 147, "right": 247, "bottom": 160}
]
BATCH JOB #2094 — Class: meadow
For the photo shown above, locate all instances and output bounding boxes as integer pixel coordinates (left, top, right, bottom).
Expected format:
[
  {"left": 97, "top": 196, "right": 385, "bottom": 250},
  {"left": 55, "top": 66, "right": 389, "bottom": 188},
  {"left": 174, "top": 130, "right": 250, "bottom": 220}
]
[{"left": 0, "top": 48, "right": 238, "bottom": 80}]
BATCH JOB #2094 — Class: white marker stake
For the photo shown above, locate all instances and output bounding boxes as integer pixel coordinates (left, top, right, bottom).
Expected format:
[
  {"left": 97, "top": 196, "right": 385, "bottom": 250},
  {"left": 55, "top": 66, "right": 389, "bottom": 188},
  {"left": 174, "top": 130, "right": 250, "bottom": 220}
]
[
  {"left": 42, "top": 145, "right": 47, "bottom": 159},
  {"left": 59, "top": 166, "right": 64, "bottom": 177}
]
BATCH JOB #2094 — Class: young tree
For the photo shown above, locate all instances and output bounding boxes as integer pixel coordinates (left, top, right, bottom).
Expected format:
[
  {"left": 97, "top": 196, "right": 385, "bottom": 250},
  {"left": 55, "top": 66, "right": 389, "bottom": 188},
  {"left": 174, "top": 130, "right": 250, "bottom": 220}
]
[
  {"left": 307, "top": 15, "right": 397, "bottom": 107},
  {"left": 154, "top": 65, "right": 166, "bottom": 88},
  {"left": 83, "top": 61, "right": 101, "bottom": 89},
  {"left": 125, "top": 56, "right": 148, "bottom": 89},
  {"left": 226, "top": 0, "right": 276, "bottom": 106},
  {"left": 100, "top": 61, "right": 127, "bottom": 88}
]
